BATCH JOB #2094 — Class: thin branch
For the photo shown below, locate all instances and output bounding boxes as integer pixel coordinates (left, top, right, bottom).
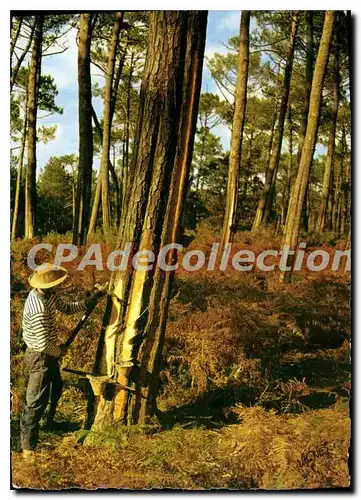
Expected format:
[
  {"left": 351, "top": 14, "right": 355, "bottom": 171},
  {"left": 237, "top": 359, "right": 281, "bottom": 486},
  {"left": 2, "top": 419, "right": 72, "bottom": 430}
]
[{"left": 42, "top": 46, "right": 69, "bottom": 57}]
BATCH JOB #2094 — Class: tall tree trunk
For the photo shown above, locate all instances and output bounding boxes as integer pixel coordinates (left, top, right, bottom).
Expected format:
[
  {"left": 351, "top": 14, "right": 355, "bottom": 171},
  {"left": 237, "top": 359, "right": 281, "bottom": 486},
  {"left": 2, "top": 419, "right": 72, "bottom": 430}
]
[
  {"left": 110, "top": 31, "right": 128, "bottom": 124},
  {"left": 331, "top": 157, "right": 341, "bottom": 233},
  {"left": 239, "top": 132, "right": 253, "bottom": 220},
  {"left": 11, "top": 18, "right": 36, "bottom": 91},
  {"left": 298, "top": 12, "right": 314, "bottom": 232},
  {"left": 87, "top": 11, "right": 207, "bottom": 430},
  {"left": 123, "top": 50, "right": 135, "bottom": 205},
  {"left": 282, "top": 105, "right": 293, "bottom": 226},
  {"left": 220, "top": 11, "right": 250, "bottom": 249},
  {"left": 252, "top": 12, "right": 300, "bottom": 231},
  {"left": 261, "top": 66, "right": 281, "bottom": 225},
  {"left": 73, "top": 14, "right": 93, "bottom": 245},
  {"left": 87, "top": 174, "right": 101, "bottom": 237},
  {"left": 11, "top": 91, "right": 28, "bottom": 241},
  {"left": 24, "top": 15, "right": 43, "bottom": 240},
  {"left": 101, "top": 12, "right": 124, "bottom": 236},
  {"left": 88, "top": 106, "right": 121, "bottom": 236},
  {"left": 316, "top": 16, "right": 340, "bottom": 233},
  {"left": 298, "top": 11, "right": 314, "bottom": 163},
  {"left": 280, "top": 11, "right": 336, "bottom": 283},
  {"left": 341, "top": 144, "right": 350, "bottom": 234},
  {"left": 266, "top": 64, "right": 281, "bottom": 165}
]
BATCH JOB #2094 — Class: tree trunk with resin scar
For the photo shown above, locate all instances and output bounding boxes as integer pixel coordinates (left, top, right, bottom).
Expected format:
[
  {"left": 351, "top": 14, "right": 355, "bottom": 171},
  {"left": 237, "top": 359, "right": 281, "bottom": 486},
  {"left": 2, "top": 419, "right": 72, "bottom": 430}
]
[{"left": 86, "top": 11, "right": 208, "bottom": 430}]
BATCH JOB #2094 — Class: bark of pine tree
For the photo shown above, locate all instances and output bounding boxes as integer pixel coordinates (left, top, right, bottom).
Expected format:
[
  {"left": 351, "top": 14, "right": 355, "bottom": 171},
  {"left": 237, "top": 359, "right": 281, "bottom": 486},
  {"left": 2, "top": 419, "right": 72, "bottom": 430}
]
[
  {"left": 88, "top": 25, "right": 127, "bottom": 238},
  {"left": 101, "top": 12, "right": 124, "bottom": 236},
  {"left": 24, "top": 15, "right": 43, "bottom": 240},
  {"left": 87, "top": 11, "right": 207, "bottom": 430},
  {"left": 11, "top": 91, "right": 28, "bottom": 241},
  {"left": 123, "top": 50, "right": 135, "bottom": 207},
  {"left": 341, "top": 138, "right": 350, "bottom": 234},
  {"left": 280, "top": 11, "right": 336, "bottom": 283},
  {"left": 316, "top": 16, "right": 340, "bottom": 233},
  {"left": 73, "top": 14, "right": 93, "bottom": 245},
  {"left": 252, "top": 12, "right": 300, "bottom": 231},
  {"left": 331, "top": 157, "right": 341, "bottom": 233},
  {"left": 261, "top": 66, "right": 281, "bottom": 224},
  {"left": 91, "top": 106, "right": 121, "bottom": 229},
  {"left": 282, "top": 105, "right": 293, "bottom": 226},
  {"left": 293, "top": 12, "right": 313, "bottom": 232},
  {"left": 239, "top": 132, "right": 253, "bottom": 220},
  {"left": 220, "top": 11, "right": 250, "bottom": 249}
]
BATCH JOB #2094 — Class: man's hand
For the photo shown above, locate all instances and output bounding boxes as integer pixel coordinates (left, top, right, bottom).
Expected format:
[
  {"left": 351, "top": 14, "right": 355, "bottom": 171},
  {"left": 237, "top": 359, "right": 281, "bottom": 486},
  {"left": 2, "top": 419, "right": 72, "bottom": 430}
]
[
  {"left": 85, "top": 286, "right": 107, "bottom": 310},
  {"left": 59, "top": 344, "right": 69, "bottom": 358},
  {"left": 85, "top": 292, "right": 101, "bottom": 310}
]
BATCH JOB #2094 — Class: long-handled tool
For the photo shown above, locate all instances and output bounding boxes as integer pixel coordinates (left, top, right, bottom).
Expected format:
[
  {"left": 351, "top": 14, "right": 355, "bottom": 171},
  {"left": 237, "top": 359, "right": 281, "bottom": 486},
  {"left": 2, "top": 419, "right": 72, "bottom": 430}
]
[
  {"left": 62, "top": 367, "right": 137, "bottom": 394},
  {"left": 64, "top": 282, "right": 108, "bottom": 348}
]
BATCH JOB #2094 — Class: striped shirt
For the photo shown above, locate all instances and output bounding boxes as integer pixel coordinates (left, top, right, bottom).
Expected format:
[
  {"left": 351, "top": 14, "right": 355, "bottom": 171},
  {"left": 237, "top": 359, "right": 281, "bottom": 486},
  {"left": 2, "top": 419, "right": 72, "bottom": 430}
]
[{"left": 22, "top": 289, "right": 88, "bottom": 358}]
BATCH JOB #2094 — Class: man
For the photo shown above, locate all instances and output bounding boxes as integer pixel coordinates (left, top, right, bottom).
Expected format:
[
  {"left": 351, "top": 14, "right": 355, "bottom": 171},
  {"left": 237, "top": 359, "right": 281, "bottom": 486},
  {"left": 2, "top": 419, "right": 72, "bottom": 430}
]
[{"left": 20, "top": 263, "right": 102, "bottom": 459}]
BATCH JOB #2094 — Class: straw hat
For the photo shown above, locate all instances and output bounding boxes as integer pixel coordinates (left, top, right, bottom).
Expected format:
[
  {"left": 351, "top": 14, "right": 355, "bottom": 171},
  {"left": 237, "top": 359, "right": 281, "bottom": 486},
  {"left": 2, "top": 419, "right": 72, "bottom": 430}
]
[{"left": 28, "top": 263, "right": 69, "bottom": 290}]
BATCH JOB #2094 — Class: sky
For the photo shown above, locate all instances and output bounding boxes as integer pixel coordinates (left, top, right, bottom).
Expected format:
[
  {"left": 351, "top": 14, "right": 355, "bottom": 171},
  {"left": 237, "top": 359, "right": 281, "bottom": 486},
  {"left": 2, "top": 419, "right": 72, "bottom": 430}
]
[{"left": 33, "top": 11, "right": 242, "bottom": 172}]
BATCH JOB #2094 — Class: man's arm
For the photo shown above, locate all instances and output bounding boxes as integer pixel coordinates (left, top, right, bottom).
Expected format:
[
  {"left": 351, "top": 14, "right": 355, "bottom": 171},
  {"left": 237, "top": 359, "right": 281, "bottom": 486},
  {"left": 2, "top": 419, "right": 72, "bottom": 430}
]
[
  {"left": 54, "top": 296, "right": 88, "bottom": 315},
  {"left": 54, "top": 289, "right": 105, "bottom": 315}
]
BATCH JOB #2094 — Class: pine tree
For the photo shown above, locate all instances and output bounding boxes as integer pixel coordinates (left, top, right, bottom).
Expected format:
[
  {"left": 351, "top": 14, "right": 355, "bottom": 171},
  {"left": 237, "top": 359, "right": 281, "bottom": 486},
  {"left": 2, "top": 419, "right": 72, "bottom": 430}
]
[
  {"left": 24, "top": 14, "right": 43, "bottom": 239},
  {"left": 252, "top": 12, "right": 300, "bottom": 231},
  {"left": 220, "top": 11, "right": 250, "bottom": 249},
  {"left": 73, "top": 14, "right": 94, "bottom": 245},
  {"left": 280, "top": 11, "right": 336, "bottom": 283},
  {"left": 87, "top": 11, "right": 208, "bottom": 429}
]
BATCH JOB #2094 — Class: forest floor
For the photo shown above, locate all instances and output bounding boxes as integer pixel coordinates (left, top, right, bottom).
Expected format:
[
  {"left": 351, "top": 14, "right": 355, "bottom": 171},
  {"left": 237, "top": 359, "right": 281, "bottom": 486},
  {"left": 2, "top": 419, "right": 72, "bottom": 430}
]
[{"left": 10, "top": 226, "right": 351, "bottom": 490}]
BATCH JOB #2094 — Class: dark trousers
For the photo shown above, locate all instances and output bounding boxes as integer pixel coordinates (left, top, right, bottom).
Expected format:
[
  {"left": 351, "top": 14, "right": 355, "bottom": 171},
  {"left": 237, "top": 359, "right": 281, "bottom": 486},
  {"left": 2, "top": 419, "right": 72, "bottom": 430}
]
[{"left": 20, "top": 349, "right": 63, "bottom": 450}]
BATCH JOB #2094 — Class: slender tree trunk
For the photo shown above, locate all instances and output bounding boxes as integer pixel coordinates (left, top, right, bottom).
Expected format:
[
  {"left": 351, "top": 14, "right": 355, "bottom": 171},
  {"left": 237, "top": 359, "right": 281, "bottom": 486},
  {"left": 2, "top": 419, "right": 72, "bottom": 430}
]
[
  {"left": 24, "top": 15, "right": 43, "bottom": 240},
  {"left": 282, "top": 105, "right": 293, "bottom": 226},
  {"left": 73, "top": 14, "right": 93, "bottom": 245},
  {"left": 88, "top": 106, "right": 121, "bottom": 236},
  {"left": 11, "top": 92, "right": 28, "bottom": 241},
  {"left": 239, "top": 132, "right": 253, "bottom": 220},
  {"left": 298, "top": 11, "right": 314, "bottom": 164},
  {"left": 331, "top": 158, "right": 341, "bottom": 233},
  {"left": 110, "top": 31, "right": 128, "bottom": 124},
  {"left": 11, "top": 19, "right": 36, "bottom": 91},
  {"left": 341, "top": 147, "right": 350, "bottom": 234},
  {"left": 261, "top": 66, "right": 281, "bottom": 225},
  {"left": 88, "top": 174, "right": 102, "bottom": 237},
  {"left": 316, "top": 17, "right": 340, "bottom": 233},
  {"left": 220, "top": 11, "right": 250, "bottom": 249},
  {"left": 267, "top": 65, "right": 281, "bottom": 165},
  {"left": 123, "top": 51, "right": 135, "bottom": 202},
  {"left": 87, "top": 11, "right": 207, "bottom": 430},
  {"left": 252, "top": 12, "right": 300, "bottom": 231},
  {"left": 297, "top": 12, "right": 314, "bottom": 232},
  {"left": 101, "top": 12, "right": 124, "bottom": 236},
  {"left": 280, "top": 11, "right": 336, "bottom": 283}
]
